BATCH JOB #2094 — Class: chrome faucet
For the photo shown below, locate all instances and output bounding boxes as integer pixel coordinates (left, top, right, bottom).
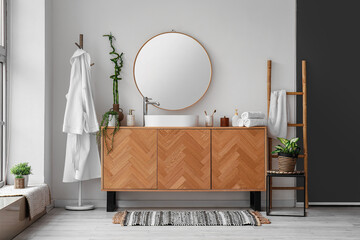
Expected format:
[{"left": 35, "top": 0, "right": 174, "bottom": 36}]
[{"left": 143, "top": 96, "right": 160, "bottom": 126}]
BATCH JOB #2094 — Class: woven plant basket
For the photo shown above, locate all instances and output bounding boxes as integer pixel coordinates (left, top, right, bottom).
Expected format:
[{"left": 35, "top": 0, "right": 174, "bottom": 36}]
[
  {"left": 14, "top": 177, "right": 25, "bottom": 189},
  {"left": 278, "top": 153, "right": 297, "bottom": 172}
]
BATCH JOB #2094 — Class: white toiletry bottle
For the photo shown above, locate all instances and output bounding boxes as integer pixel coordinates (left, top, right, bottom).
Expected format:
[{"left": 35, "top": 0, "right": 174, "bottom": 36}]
[
  {"left": 232, "top": 109, "right": 240, "bottom": 127},
  {"left": 127, "top": 109, "right": 135, "bottom": 127}
]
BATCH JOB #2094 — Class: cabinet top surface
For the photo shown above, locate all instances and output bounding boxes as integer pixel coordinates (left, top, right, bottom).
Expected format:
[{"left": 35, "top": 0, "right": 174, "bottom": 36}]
[{"left": 104, "top": 126, "right": 266, "bottom": 130}]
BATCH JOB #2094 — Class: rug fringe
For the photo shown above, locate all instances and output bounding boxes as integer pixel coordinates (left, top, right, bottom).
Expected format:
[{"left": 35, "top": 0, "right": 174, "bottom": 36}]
[
  {"left": 251, "top": 211, "right": 271, "bottom": 225},
  {"left": 112, "top": 210, "right": 128, "bottom": 225}
]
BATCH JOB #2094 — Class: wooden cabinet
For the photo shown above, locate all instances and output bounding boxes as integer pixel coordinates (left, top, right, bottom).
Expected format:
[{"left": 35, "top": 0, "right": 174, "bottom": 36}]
[
  {"left": 158, "top": 130, "right": 211, "bottom": 190},
  {"left": 212, "top": 129, "right": 266, "bottom": 191},
  {"left": 102, "top": 127, "right": 266, "bottom": 192},
  {"left": 102, "top": 129, "right": 157, "bottom": 190}
]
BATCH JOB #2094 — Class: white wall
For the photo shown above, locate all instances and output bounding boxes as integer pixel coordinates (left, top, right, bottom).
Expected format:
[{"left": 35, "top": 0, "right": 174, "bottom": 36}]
[
  {"left": 51, "top": 0, "right": 296, "bottom": 207},
  {"left": 44, "top": 0, "right": 53, "bottom": 187},
  {"left": 7, "top": 0, "right": 47, "bottom": 185}
]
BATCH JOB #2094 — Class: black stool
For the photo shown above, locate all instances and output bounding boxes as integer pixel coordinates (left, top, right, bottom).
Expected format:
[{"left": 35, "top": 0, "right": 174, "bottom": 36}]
[{"left": 266, "top": 171, "right": 306, "bottom": 217}]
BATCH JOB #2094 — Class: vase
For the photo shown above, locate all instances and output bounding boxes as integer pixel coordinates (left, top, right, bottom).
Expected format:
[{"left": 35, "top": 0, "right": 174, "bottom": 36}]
[
  {"left": 14, "top": 177, "right": 25, "bottom": 189},
  {"left": 23, "top": 175, "right": 29, "bottom": 187},
  {"left": 108, "top": 114, "right": 116, "bottom": 127},
  {"left": 113, "top": 104, "right": 124, "bottom": 125},
  {"left": 278, "top": 153, "right": 297, "bottom": 172}
]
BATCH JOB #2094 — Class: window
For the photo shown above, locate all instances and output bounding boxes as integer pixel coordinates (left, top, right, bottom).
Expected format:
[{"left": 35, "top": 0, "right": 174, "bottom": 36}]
[{"left": 0, "top": 0, "right": 6, "bottom": 188}]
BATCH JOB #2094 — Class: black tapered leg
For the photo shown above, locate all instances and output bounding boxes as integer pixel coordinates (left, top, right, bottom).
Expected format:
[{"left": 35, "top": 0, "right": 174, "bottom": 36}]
[
  {"left": 303, "top": 176, "right": 306, "bottom": 217},
  {"left": 107, "top": 191, "right": 117, "bottom": 212},
  {"left": 266, "top": 176, "right": 270, "bottom": 215},
  {"left": 250, "top": 191, "right": 261, "bottom": 211}
]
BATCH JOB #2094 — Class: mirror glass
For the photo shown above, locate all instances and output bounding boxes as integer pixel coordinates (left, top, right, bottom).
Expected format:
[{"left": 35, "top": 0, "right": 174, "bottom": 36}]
[{"left": 134, "top": 32, "right": 212, "bottom": 110}]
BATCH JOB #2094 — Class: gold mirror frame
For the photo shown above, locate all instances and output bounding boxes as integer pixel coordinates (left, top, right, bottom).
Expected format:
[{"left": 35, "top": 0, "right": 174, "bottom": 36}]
[{"left": 133, "top": 32, "right": 213, "bottom": 111}]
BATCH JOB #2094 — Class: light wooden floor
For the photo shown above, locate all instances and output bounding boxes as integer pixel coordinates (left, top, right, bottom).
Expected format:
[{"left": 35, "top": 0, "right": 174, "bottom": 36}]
[{"left": 13, "top": 207, "right": 360, "bottom": 240}]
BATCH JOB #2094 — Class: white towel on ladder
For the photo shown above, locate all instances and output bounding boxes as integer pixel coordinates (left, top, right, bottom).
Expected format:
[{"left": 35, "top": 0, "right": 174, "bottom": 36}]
[{"left": 268, "top": 90, "right": 287, "bottom": 139}]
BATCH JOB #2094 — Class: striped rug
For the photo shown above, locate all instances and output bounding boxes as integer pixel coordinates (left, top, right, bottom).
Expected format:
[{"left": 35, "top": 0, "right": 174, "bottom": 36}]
[{"left": 113, "top": 210, "right": 269, "bottom": 226}]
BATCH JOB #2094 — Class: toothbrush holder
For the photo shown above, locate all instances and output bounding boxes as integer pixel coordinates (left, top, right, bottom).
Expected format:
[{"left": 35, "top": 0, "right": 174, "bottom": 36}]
[{"left": 205, "top": 115, "right": 213, "bottom": 127}]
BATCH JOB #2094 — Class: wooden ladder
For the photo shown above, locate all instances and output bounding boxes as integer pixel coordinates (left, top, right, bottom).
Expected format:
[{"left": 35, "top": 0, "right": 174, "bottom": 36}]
[{"left": 267, "top": 60, "right": 308, "bottom": 208}]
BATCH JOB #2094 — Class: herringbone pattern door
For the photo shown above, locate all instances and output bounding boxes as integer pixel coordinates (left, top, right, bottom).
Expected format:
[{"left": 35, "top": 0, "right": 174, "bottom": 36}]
[
  {"left": 158, "top": 130, "right": 211, "bottom": 190},
  {"left": 103, "top": 129, "right": 157, "bottom": 190},
  {"left": 212, "top": 129, "right": 266, "bottom": 190}
]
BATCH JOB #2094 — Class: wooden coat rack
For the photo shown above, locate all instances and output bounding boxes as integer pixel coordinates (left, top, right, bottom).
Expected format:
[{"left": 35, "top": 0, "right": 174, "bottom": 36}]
[
  {"left": 65, "top": 34, "right": 95, "bottom": 211},
  {"left": 75, "top": 34, "right": 95, "bottom": 66}
]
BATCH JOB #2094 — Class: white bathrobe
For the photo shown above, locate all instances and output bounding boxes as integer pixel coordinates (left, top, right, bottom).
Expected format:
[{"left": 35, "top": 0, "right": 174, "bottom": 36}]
[{"left": 62, "top": 49, "right": 101, "bottom": 183}]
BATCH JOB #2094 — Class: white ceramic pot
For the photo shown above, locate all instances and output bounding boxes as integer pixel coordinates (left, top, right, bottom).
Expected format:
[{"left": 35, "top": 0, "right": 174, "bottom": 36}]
[
  {"left": 108, "top": 114, "right": 116, "bottom": 127},
  {"left": 22, "top": 175, "right": 29, "bottom": 187}
]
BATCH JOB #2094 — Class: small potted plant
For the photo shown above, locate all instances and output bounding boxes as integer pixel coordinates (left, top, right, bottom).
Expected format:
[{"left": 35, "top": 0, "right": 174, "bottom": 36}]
[
  {"left": 272, "top": 137, "right": 301, "bottom": 172},
  {"left": 10, "top": 162, "right": 32, "bottom": 189}
]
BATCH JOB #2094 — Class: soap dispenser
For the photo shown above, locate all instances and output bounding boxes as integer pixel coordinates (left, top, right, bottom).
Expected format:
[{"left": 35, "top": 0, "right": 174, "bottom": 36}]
[
  {"left": 127, "top": 109, "right": 135, "bottom": 127},
  {"left": 232, "top": 109, "right": 240, "bottom": 127}
]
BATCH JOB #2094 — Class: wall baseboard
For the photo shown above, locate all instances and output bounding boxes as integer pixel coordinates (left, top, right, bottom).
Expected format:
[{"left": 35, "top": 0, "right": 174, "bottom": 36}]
[
  {"left": 55, "top": 199, "right": 296, "bottom": 208},
  {"left": 296, "top": 202, "right": 360, "bottom": 207},
  {"left": 46, "top": 199, "right": 55, "bottom": 212},
  {"left": 309, "top": 202, "right": 360, "bottom": 206}
]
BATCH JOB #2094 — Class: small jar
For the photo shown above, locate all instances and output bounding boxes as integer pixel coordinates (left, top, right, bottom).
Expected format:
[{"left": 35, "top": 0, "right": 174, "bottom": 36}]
[{"left": 220, "top": 116, "right": 229, "bottom": 127}]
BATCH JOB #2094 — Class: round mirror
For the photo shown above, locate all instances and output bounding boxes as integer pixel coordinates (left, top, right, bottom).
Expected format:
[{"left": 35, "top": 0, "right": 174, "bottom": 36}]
[{"left": 133, "top": 32, "right": 212, "bottom": 110}]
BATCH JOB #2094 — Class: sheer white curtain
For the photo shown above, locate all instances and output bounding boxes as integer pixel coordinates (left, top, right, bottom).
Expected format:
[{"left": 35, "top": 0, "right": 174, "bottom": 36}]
[{"left": 0, "top": 0, "right": 7, "bottom": 188}]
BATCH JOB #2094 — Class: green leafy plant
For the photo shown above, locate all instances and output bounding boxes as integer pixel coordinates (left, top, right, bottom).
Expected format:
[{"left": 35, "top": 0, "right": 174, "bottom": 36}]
[
  {"left": 10, "top": 162, "right": 32, "bottom": 178},
  {"left": 97, "top": 33, "right": 125, "bottom": 154},
  {"left": 272, "top": 137, "right": 301, "bottom": 157},
  {"left": 103, "top": 33, "right": 124, "bottom": 105},
  {"left": 97, "top": 110, "right": 120, "bottom": 154}
]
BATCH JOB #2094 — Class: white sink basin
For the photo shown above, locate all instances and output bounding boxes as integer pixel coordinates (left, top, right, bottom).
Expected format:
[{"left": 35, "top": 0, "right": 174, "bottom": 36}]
[{"left": 145, "top": 115, "right": 199, "bottom": 127}]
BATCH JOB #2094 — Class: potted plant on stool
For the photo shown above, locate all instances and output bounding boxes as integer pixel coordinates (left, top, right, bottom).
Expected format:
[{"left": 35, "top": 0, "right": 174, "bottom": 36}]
[
  {"left": 10, "top": 162, "right": 32, "bottom": 188},
  {"left": 272, "top": 137, "right": 301, "bottom": 172}
]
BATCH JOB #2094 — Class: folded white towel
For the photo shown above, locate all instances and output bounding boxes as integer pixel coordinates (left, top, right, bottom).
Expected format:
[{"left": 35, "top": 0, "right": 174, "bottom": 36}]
[
  {"left": 238, "top": 119, "right": 244, "bottom": 127},
  {"left": 243, "top": 118, "right": 267, "bottom": 127},
  {"left": 241, "top": 112, "right": 265, "bottom": 119},
  {"left": 268, "top": 90, "right": 287, "bottom": 138}
]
